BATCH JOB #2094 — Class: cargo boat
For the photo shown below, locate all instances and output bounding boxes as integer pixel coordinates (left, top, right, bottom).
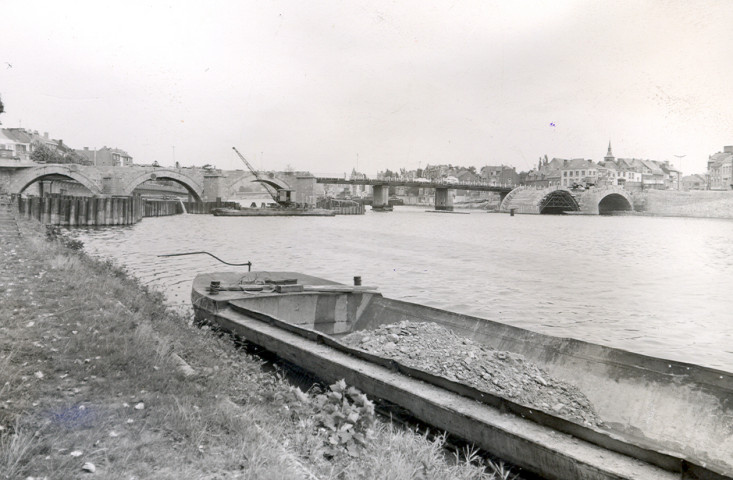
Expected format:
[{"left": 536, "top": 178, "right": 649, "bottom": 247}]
[{"left": 192, "top": 271, "right": 733, "bottom": 480}]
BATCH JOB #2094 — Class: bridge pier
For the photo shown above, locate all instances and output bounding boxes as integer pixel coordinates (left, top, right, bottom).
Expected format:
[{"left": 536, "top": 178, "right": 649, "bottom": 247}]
[
  {"left": 203, "top": 173, "right": 225, "bottom": 203},
  {"left": 434, "top": 187, "right": 454, "bottom": 211},
  {"left": 372, "top": 184, "right": 392, "bottom": 211}
]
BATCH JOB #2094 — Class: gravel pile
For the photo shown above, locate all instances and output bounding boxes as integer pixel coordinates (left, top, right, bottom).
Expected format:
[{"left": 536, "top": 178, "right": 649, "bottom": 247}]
[{"left": 341, "top": 321, "right": 601, "bottom": 427}]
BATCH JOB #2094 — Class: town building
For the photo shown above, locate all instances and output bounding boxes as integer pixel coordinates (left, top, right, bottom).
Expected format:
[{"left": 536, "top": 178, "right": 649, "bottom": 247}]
[
  {"left": 75, "top": 146, "right": 133, "bottom": 167},
  {"left": 707, "top": 146, "right": 733, "bottom": 190},
  {"left": 659, "top": 162, "right": 682, "bottom": 190},
  {"left": 629, "top": 159, "right": 666, "bottom": 189},
  {"left": 0, "top": 129, "right": 21, "bottom": 160},
  {"left": 0, "top": 128, "right": 65, "bottom": 162},
  {"left": 560, "top": 158, "right": 597, "bottom": 187},
  {"left": 480, "top": 165, "right": 519, "bottom": 186},
  {"left": 613, "top": 158, "right": 643, "bottom": 189},
  {"left": 522, "top": 156, "right": 563, "bottom": 187}
]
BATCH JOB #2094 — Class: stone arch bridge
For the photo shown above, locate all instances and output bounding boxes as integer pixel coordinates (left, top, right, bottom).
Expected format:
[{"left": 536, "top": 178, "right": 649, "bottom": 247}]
[
  {"left": 0, "top": 164, "right": 312, "bottom": 203},
  {"left": 499, "top": 185, "right": 633, "bottom": 215}
]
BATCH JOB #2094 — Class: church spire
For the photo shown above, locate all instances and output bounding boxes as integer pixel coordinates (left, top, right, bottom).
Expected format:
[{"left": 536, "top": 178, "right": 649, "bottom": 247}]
[{"left": 604, "top": 141, "right": 615, "bottom": 163}]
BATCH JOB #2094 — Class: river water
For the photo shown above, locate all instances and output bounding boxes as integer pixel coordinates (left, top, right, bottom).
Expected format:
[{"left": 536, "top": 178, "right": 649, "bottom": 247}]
[{"left": 72, "top": 207, "right": 733, "bottom": 372}]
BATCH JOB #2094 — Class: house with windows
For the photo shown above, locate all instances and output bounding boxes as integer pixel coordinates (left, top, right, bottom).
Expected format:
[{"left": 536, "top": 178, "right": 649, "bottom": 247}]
[
  {"left": 0, "top": 128, "right": 75, "bottom": 163},
  {"left": 0, "top": 129, "right": 42, "bottom": 161},
  {"left": 707, "top": 146, "right": 733, "bottom": 190},
  {"left": 659, "top": 162, "right": 681, "bottom": 190},
  {"left": 632, "top": 159, "right": 666, "bottom": 189},
  {"left": 612, "top": 158, "right": 643, "bottom": 189},
  {"left": 598, "top": 143, "right": 678, "bottom": 190},
  {"left": 522, "top": 157, "right": 563, "bottom": 187},
  {"left": 0, "top": 129, "right": 22, "bottom": 160},
  {"left": 595, "top": 161, "right": 619, "bottom": 186},
  {"left": 75, "top": 146, "right": 133, "bottom": 167},
  {"left": 480, "top": 165, "right": 519, "bottom": 186},
  {"left": 560, "top": 158, "right": 597, "bottom": 188}
]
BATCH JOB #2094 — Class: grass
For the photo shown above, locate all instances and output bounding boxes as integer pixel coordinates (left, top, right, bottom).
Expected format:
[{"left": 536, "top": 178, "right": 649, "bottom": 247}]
[{"left": 0, "top": 215, "right": 514, "bottom": 480}]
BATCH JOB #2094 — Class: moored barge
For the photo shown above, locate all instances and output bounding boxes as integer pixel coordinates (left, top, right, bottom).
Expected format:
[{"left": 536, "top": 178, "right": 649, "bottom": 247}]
[{"left": 192, "top": 271, "right": 733, "bottom": 480}]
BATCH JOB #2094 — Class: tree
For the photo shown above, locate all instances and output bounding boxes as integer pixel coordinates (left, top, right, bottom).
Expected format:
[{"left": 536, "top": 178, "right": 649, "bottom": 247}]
[
  {"left": 30, "top": 142, "right": 91, "bottom": 165},
  {"left": 0, "top": 94, "right": 4, "bottom": 117}
]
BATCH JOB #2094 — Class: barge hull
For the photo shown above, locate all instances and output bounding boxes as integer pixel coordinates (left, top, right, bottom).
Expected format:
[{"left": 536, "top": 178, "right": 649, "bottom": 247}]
[
  {"left": 192, "top": 272, "right": 733, "bottom": 480},
  {"left": 200, "top": 304, "right": 677, "bottom": 480}
]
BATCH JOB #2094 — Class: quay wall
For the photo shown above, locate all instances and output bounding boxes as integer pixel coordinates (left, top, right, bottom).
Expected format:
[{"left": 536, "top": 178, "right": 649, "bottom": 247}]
[{"left": 633, "top": 190, "right": 733, "bottom": 219}]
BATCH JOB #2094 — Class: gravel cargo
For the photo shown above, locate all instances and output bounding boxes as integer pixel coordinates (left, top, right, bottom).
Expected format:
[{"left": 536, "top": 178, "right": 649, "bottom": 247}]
[{"left": 341, "top": 321, "right": 601, "bottom": 427}]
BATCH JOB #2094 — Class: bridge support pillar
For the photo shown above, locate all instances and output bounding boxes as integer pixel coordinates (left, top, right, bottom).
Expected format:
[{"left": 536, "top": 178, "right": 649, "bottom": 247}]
[
  {"left": 435, "top": 187, "right": 454, "bottom": 211},
  {"left": 102, "top": 176, "right": 122, "bottom": 195},
  {"left": 372, "top": 184, "right": 392, "bottom": 211},
  {"left": 38, "top": 181, "right": 52, "bottom": 197},
  {"left": 203, "top": 174, "right": 225, "bottom": 203}
]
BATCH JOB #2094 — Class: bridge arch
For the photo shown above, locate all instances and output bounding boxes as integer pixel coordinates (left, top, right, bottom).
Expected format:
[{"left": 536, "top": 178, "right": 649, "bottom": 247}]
[
  {"left": 499, "top": 186, "right": 579, "bottom": 214},
  {"left": 538, "top": 189, "right": 579, "bottom": 214},
  {"left": 598, "top": 193, "right": 632, "bottom": 214},
  {"left": 121, "top": 169, "right": 204, "bottom": 201},
  {"left": 7, "top": 165, "right": 103, "bottom": 195},
  {"left": 578, "top": 187, "right": 634, "bottom": 215},
  {"left": 256, "top": 175, "right": 291, "bottom": 191}
]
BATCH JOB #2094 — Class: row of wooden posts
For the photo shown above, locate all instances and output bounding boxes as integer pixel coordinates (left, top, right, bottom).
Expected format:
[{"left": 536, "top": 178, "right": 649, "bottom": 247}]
[
  {"left": 315, "top": 199, "right": 366, "bottom": 215},
  {"left": 11, "top": 194, "right": 233, "bottom": 227}
]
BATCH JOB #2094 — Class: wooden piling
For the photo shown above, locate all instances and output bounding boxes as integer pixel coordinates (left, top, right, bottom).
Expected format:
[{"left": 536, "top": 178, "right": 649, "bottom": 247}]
[
  {"left": 104, "top": 197, "right": 112, "bottom": 225},
  {"left": 78, "top": 197, "right": 87, "bottom": 226},
  {"left": 69, "top": 197, "right": 77, "bottom": 227}
]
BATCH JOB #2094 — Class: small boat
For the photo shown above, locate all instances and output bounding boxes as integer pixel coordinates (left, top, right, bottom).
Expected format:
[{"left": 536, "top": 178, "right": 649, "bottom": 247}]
[{"left": 192, "top": 271, "right": 733, "bottom": 480}]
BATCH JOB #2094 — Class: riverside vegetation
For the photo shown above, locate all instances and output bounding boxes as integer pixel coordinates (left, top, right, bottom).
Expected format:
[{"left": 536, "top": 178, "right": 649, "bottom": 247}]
[{"left": 0, "top": 213, "right": 517, "bottom": 479}]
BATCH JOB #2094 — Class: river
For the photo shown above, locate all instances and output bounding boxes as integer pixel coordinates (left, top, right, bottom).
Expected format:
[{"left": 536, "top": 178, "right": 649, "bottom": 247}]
[{"left": 72, "top": 207, "right": 733, "bottom": 373}]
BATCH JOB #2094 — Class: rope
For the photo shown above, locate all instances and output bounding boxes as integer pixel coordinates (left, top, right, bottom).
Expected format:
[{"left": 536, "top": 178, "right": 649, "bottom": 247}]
[{"left": 157, "top": 251, "right": 252, "bottom": 270}]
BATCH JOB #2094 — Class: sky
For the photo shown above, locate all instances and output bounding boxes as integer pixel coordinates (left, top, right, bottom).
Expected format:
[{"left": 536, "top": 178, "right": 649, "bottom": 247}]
[{"left": 1, "top": 0, "right": 732, "bottom": 176}]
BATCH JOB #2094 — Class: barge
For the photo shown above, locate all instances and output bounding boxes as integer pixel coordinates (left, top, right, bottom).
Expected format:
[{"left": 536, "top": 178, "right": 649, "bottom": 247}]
[
  {"left": 192, "top": 271, "right": 733, "bottom": 480},
  {"left": 211, "top": 207, "right": 336, "bottom": 217}
]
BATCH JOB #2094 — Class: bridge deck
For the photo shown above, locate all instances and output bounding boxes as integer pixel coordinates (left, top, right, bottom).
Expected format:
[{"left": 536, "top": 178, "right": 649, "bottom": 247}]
[{"left": 316, "top": 177, "right": 513, "bottom": 193}]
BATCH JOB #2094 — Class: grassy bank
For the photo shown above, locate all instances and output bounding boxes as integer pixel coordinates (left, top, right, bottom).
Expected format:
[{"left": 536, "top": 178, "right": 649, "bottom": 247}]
[{"left": 0, "top": 213, "right": 510, "bottom": 479}]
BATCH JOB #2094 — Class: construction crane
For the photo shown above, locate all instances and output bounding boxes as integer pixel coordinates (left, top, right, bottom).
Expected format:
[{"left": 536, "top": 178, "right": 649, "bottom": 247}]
[{"left": 232, "top": 146, "right": 291, "bottom": 207}]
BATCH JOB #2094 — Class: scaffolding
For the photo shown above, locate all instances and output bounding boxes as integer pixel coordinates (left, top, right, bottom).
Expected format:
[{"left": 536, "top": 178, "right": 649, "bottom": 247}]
[{"left": 539, "top": 191, "right": 579, "bottom": 214}]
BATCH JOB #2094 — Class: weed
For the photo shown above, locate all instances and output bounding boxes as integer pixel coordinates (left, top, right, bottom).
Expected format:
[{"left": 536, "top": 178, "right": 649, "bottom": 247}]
[
  {"left": 0, "top": 422, "right": 38, "bottom": 479},
  {"left": 314, "top": 379, "right": 375, "bottom": 457}
]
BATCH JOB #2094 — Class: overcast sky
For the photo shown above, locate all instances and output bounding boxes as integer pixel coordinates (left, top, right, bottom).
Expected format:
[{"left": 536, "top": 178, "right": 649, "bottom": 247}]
[{"left": 1, "top": 1, "right": 732, "bottom": 176}]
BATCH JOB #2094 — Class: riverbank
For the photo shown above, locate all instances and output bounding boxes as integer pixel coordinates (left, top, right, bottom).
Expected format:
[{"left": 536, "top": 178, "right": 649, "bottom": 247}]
[{"left": 0, "top": 204, "right": 507, "bottom": 479}]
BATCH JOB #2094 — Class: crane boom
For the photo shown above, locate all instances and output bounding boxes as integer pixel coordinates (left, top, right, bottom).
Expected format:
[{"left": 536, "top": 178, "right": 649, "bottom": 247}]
[{"left": 232, "top": 146, "right": 282, "bottom": 205}]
